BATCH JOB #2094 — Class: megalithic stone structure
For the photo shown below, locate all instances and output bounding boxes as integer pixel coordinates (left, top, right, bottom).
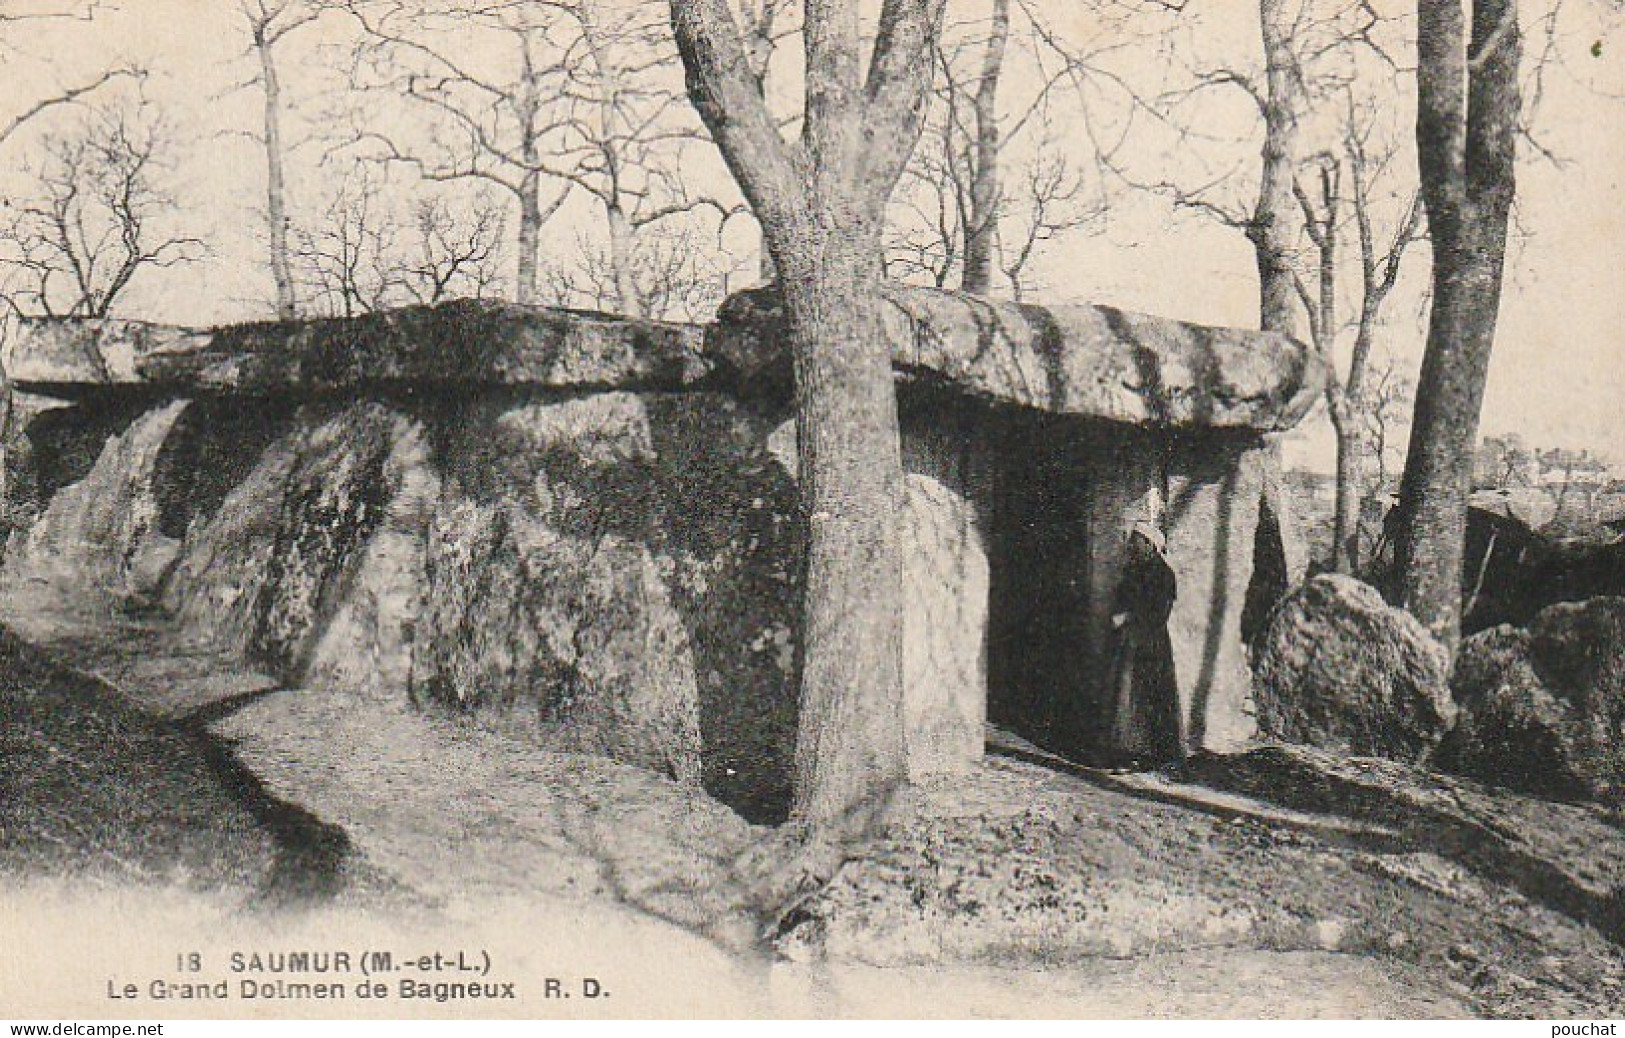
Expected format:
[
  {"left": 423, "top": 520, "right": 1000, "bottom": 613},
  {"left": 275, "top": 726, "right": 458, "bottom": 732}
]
[{"left": 0, "top": 288, "right": 1327, "bottom": 820}]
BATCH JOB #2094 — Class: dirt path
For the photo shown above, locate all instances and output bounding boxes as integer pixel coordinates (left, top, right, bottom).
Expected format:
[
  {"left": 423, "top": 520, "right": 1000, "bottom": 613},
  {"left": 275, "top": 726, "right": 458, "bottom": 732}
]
[
  {"left": 213, "top": 688, "right": 769, "bottom": 943},
  {"left": 3, "top": 599, "right": 1623, "bottom": 1017},
  {"left": 783, "top": 950, "right": 1470, "bottom": 1018}
]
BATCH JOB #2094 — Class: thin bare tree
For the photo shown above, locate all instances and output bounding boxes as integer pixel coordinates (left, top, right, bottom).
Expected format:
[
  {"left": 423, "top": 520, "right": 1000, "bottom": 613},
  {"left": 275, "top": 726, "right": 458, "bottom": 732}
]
[
  {"left": 540, "top": 219, "right": 736, "bottom": 321},
  {"left": 960, "top": 0, "right": 1008, "bottom": 293},
  {"left": 236, "top": 0, "right": 320, "bottom": 320},
  {"left": 1290, "top": 96, "right": 1425, "bottom": 572},
  {"left": 0, "top": 1, "right": 143, "bottom": 151},
  {"left": 290, "top": 168, "right": 400, "bottom": 318},
  {"left": 1251, "top": 0, "right": 1309, "bottom": 333},
  {"left": 337, "top": 0, "right": 574, "bottom": 303},
  {"left": 531, "top": 0, "right": 744, "bottom": 317},
  {"left": 0, "top": 1, "right": 144, "bottom": 495},
  {"left": 292, "top": 169, "right": 504, "bottom": 316},
  {"left": 1146, "top": 0, "right": 1396, "bottom": 334},
  {"left": 395, "top": 192, "right": 506, "bottom": 305},
  {"left": 0, "top": 99, "right": 203, "bottom": 318},
  {"left": 1360, "top": 349, "right": 1413, "bottom": 503},
  {"left": 884, "top": 0, "right": 1137, "bottom": 298}
]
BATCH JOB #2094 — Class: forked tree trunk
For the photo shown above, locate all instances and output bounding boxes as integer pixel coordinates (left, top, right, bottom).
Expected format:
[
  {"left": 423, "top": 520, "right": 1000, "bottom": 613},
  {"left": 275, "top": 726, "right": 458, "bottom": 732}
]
[
  {"left": 670, "top": 0, "right": 941, "bottom": 834},
  {"left": 1393, "top": 0, "right": 1518, "bottom": 650}
]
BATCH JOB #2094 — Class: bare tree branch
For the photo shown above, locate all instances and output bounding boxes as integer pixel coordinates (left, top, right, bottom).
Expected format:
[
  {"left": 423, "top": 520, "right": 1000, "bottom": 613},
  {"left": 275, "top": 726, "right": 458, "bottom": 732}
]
[
  {"left": 0, "top": 97, "right": 204, "bottom": 318},
  {"left": 0, "top": 66, "right": 144, "bottom": 149}
]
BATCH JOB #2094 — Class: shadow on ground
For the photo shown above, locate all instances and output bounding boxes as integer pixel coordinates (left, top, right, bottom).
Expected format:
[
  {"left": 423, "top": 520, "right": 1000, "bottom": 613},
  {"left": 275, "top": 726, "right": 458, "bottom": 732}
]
[
  {"left": 1166, "top": 746, "right": 1625, "bottom": 945},
  {"left": 8, "top": 599, "right": 1625, "bottom": 1018},
  {"left": 0, "top": 630, "right": 356, "bottom": 905}
]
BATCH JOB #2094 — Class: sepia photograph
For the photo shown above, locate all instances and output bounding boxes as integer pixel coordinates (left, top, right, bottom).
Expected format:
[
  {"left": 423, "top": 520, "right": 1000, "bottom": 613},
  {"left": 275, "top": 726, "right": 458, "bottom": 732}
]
[{"left": 0, "top": 0, "right": 1623, "bottom": 1022}]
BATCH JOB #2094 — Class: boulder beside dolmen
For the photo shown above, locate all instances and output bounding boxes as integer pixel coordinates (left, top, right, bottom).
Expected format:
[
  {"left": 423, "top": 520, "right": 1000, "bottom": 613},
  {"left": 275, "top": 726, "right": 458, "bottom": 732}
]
[
  {"left": 1252, "top": 574, "right": 1458, "bottom": 763},
  {"left": 1443, "top": 597, "right": 1625, "bottom": 802}
]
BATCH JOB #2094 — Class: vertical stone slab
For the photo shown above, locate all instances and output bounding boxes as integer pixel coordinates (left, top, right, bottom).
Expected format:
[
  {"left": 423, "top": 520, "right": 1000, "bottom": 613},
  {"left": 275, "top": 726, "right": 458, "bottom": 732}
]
[
  {"left": 1164, "top": 435, "right": 1266, "bottom": 753},
  {"left": 305, "top": 418, "right": 440, "bottom": 699},
  {"left": 899, "top": 411, "right": 992, "bottom": 777},
  {"left": 163, "top": 420, "right": 302, "bottom": 657},
  {"left": 776, "top": 407, "right": 996, "bottom": 778},
  {"left": 1, "top": 399, "right": 189, "bottom": 602},
  {"left": 246, "top": 404, "right": 401, "bottom": 679},
  {"left": 414, "top": 393, "right": 706, "bottom": 786}
]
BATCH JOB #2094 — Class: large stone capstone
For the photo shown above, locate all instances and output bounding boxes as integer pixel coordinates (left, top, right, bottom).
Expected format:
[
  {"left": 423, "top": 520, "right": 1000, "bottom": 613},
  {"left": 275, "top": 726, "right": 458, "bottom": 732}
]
[
  {"left": 5, "top": 300, "right": 710, "bottom": 395},
  {"left": 709, "top": 285, "right": 1329, "bottom": 430}
]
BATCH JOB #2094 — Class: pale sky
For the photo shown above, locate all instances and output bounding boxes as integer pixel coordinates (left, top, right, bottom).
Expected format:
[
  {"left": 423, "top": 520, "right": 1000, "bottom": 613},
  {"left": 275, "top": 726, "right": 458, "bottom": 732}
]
[{"left": 0, "top": 0, "right": 1621, "bottom": 468}]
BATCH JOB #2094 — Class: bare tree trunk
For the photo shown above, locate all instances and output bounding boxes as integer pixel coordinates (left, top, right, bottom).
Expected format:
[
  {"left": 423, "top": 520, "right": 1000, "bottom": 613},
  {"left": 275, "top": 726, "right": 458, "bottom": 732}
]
[
  {"left": 606, "top": 203, "right": 642, "bottom": 317},
  {"left": 1251, "top": 0, "right": 1302, "bottom": 335},
  {"left": 1330, "top": 399, "right": 1363, "bottom": 571},
  {"left": 1394, "top": 0, "right": 1519, "bottom": 650},
  {"left": 574, "top": 10, "right": 644, "bottom": 318},
  {"left": 742, "top": 0, "right": 780, "bottom": 287},
  {"left": 258, "top": 32, "right": 297, "bottom": 320},
  {"left": 961, "top": 0, "right": 1008, "bottom": 296},
  {"left": 1314, "top": 193, "right": 1366, "bottom": 577},
  {"left": 777, "top": 215, "right": 906, "bottom": 827},
  {"left": 670, "top": 0, "right": 940, "bottom": 835},
  {"left": 1336, "top": 313, "right": 1380, "bottom": 571},
  {"left": 1554, "top": 462, "right": 1573, "bottom": 517},
  {"left": 1328, "top": 404, "right": 1368, "bottom": 576},
  {"left": 1246, "top": 0, "right": 1308, "bottom": 615},
  {"left": 1301, "top": 161, "right": 1365, "bottom": 574},
  {"left": 516, "top": 173, "right": 541, "bottom": 305},
  {"left": 514, "top": 39, "right": 542, "bottom": 306}
]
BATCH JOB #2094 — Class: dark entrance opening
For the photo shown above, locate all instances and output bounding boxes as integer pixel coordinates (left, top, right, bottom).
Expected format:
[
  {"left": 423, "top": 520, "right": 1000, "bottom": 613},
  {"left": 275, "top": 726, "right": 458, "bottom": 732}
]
[{"left": 986, "top": 411, "right": 1158, "bottom": 763}]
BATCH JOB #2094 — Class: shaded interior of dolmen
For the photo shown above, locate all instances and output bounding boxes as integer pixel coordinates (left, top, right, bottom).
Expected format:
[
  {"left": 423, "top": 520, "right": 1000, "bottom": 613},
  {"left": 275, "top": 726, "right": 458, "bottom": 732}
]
[
  {"left": 984, "top": 406, "right": 1286, "bottom": 762},
  {"left": 7, "top": 391, "right": 160, "bottom": 515},
  {"left": 987, "top": 407, "right": 1125, "bottom": 759}
]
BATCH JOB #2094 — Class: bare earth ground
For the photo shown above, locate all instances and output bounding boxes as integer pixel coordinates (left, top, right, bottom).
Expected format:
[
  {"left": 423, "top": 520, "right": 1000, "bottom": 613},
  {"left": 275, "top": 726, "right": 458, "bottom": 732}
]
[{"left": 5, "top": 592, "right": 1625, "bottom": 1018}]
